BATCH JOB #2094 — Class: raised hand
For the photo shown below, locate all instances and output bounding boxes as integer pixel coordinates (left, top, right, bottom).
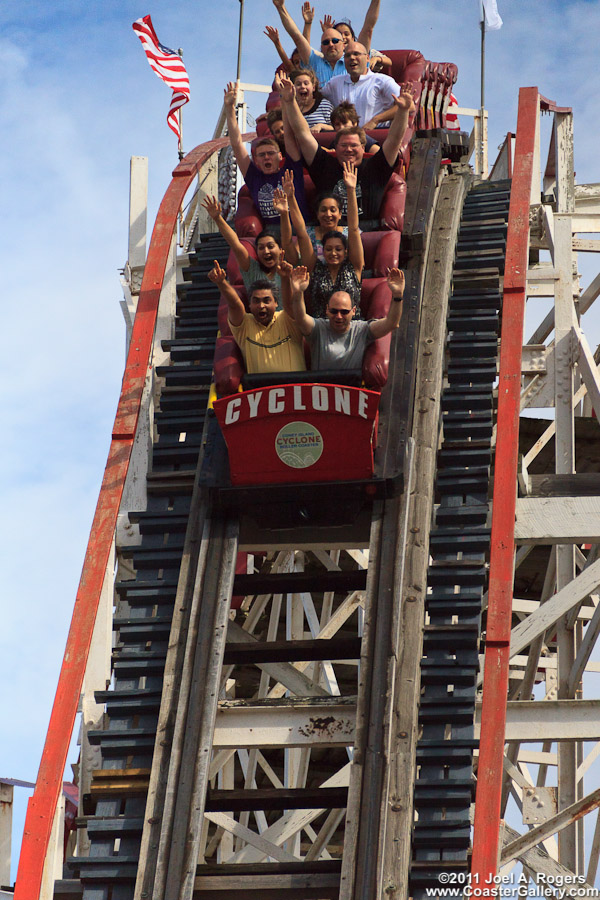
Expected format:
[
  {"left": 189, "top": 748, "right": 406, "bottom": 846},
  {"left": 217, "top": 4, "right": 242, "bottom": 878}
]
[
  {"left": 201, "top": 195, "right": 222, "bottom": 220},
  {"left": 272, "top": 187, "right": 289, "bottom": 214},
  {"left": 301, "top": 2, "right": 314, "bottom": 23},
  {"left": 278, "top": 257, "right": 294, "bottom": 279},
  {"left": 281, "top": 168, "right": 295, "bottom": 198},
  {"left": 387, "top": 267, "right": 405, "bottom": 298},
  {"left": 277, "top": 72, "right": 295, "bottom": 102},
  {"left": 272, "top": 0, "right": 285, "bottom": 10},
  {"left": 291, "top": 264, "right": 311, "bottom": 293},
  {"left": 342, "top": 160, "right": 358, "bottom": 190},
  {"left": 393, "top": 83, "right": 416, "bottom": 114},
  {"left": 320, "top": 14, "right": 335, "bottom": 30},
  {"left": 208, "top": 260, "right": 228, "bottom": 285},
  {"left": 224, "top": 81, "right": 238, "bottom": 109},
  {"left": 264, "top": 25, "right": 281, "bottom": 44}
]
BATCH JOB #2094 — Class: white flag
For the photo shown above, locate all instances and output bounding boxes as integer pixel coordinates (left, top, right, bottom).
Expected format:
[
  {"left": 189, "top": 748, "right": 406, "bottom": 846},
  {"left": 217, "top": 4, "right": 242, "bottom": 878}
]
[{"left": 481, "top": 0, "right": 503, "bottom": 29}]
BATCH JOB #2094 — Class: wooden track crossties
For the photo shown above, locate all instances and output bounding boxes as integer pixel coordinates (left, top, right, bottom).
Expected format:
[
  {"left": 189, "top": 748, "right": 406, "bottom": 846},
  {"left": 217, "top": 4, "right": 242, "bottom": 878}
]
[{"left": 381, "top": 174, "right": 470, "bottom": 900}]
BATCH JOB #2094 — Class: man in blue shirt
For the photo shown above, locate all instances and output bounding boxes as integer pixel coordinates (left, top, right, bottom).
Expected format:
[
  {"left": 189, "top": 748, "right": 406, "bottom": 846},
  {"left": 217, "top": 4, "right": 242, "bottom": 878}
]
[{"left": 271, "top": 0, "right": 345, "bottom": 84}]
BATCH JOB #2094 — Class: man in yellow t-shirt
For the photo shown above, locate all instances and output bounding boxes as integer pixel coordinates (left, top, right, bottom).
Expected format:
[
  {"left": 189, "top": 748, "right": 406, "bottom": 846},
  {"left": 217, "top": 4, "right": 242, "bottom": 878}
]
[{"left": 208, "top": 261, "right": 306, "bottom": 374}]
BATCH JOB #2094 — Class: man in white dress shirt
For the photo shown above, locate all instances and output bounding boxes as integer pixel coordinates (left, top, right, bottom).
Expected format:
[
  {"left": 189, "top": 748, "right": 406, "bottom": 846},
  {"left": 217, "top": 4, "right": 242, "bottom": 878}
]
[{"left": 321, "top": 42, "right": 401, "bottom": 130}]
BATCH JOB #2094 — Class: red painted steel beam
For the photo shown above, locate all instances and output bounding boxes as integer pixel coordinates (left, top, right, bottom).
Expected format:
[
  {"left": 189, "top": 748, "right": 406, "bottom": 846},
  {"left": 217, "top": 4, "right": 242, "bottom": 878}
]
[
  {"left": 14, "top": 133, "right": 248, "bottom": 899},
  {"left": 471, "top": 87, "right": 540, "bottom": 880}
]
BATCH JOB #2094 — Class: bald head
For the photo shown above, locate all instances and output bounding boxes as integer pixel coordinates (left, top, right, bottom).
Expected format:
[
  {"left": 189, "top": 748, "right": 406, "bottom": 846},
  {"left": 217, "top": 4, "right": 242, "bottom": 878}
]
[
  {"left": 326, "top": 291, "right": 355, "bottom": 333},
  {"left": 344, "top": 42, "right": 369, "bottom": 81},
  {"left": 320, "top": 28, "right": 345, "bottom": 64}
]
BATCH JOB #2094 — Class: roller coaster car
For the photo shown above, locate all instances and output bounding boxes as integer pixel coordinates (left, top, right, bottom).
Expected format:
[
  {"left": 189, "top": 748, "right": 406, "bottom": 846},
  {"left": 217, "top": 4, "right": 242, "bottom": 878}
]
[{"left": 205, "top": 50, "right": 459, "bottom": 527}]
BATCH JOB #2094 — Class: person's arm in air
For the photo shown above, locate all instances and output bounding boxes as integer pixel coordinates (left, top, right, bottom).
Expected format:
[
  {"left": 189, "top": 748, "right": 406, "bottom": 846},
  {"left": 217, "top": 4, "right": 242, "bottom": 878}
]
[
  {"left": 224, "top": 81, "right": 250, "bottom": 177},
  {"left": 271, "top": 0, "right": 312, "bottom": 64},
  {"left": 301, "top": 2, "right": 314, "bottom": 41},
  {"left": 381, "top": 83, "right": 415, "bottom": 166},
  {"left": 277, "top": 258, "right": 295, "bottom": 317},
  {"left": 274, "top": 72, "right": 301, "bottom": 161},
  {"left": 273, "top": 187, "right": 299, "bottom": 265},
  {"left": 290, "top": 265, "right": 316, "bottom": 335},
  {"left": 369, "top": 267, "right": 404, "bottom": 338},
  {"left": 201, "top": 196, "right": 251, "bottom": 272},
  {"left": 343, "top": 162, "right": 364, "bottom": 278},
  {"left": 264, "top": 26, "right": 294, "bottom": 73},
  {"left": 208, "top": 260, "right": 247, "bottom": 327},
  {"left": 278, "top": 72, "right": 319, "bottom": 165},
  {"left": 282, "top": 170, "right": 316, "bottom": 271},
  {"left": 357, "top": 0, "right": 381, "bottom": 53}
]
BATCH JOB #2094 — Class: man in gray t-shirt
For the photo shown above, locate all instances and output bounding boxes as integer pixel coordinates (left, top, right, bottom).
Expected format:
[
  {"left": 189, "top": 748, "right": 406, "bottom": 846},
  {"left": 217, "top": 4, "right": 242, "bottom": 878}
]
[{"left": 289, "top": 265, "right": 405, "bottom": 372}]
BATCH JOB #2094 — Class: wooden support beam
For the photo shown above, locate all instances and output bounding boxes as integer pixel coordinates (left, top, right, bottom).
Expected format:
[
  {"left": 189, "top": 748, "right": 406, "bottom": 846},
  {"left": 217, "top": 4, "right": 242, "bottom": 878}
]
[
  {"left": 501, "top": 823, "right": 595, "bottom": 898},
  {"left": 213, "top": 698, "right": 356, "bottom": 748},
  {"left": 509, "top": 557, "right": 600, "bottom": 657},
  {"left": 515, "top": 497, "right": 600, "bottom": 543},
  {"left": 501, "top": 787, "right": 600, "bottom": 864}
]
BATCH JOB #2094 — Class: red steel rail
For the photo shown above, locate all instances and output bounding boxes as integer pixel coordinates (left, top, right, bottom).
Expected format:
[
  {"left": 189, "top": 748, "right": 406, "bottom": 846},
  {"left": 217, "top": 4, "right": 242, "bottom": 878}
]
[
  {"left": 471, "top": 87, "right": 539, "bottom": 880},
  {"left": 14, "top": 133, "right": 243, "bottom": 899}
]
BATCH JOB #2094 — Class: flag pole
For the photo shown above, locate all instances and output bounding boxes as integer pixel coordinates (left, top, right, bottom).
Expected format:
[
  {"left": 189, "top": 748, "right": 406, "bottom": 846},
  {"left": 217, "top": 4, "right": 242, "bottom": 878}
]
[
  {"left": 178, "top": 47, "right": 184, "bottom": 159},
  {"left": 236, "top": 0, "right": 245, "bottom": 83},
  {"left": 480, "top": 15, "right": 485, "bottom": 175}
]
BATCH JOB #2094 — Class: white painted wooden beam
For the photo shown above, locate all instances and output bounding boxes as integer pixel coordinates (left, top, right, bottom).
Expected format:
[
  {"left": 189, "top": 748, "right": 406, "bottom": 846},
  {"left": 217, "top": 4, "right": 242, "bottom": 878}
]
[
  {"left": 475, "top": 700, "right": 600, "bottom": 741},
  {"left": 509, "top": 557, "right": 600, "bottom": 657},
  {"left": 515, "top": 498, "right": 600, "bottom": 543},
  {"left": 501, "top": 787, "right": 600, "bottom": 864},
  {"left": 214, "top": 699, "right": 356, "bottom": 748}
]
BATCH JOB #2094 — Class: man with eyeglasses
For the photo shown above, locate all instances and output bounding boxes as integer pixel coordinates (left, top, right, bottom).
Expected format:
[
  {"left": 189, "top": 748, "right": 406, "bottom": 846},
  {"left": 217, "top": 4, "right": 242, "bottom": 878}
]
[
  {"left": 289, "top": 265, "right": 404, "bottom": 371},
  {"left": 224, "top": 80, "right": 308, "bottom": 225},
  {"left": 321, "top": 42, "right": 401, "bottom": 130},
  {"left": 271, "top": 0, "right": 345, "bottom": 84},
  {"left": 278, "top": 74, "right": 414, "bottom": 227}
]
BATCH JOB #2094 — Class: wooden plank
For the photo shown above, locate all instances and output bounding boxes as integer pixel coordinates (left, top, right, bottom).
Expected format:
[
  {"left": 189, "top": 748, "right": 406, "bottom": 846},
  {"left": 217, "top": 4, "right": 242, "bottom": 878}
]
[
  {"left": 213, "top": 699, "right": 356, "bottom": 748},
  {"left": 501, "top": 787, "right": 600, "bottom": 864},
  {"left": 515, "top": 497, "right": 600, "bottom": 543},
  {"left": 205, "top": 787, "right": 348, "bottom": 811},
  {"left": 527, "top": 474, "right": 600, "bottom": 497},
  {"left": 501, "top": 823, "right": 596, "bottom": 898},
  {"left": 378, "top": 173, "right": 471, "bottom": 900},
  {"left": 509, "top": 557, "right": 600, "bottom": 657}
]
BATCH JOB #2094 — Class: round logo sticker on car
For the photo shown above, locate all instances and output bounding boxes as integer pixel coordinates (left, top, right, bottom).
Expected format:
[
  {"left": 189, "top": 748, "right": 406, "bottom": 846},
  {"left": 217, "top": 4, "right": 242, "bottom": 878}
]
[{"left": 275, "top": 421, "right": 324, "bottom": 468}]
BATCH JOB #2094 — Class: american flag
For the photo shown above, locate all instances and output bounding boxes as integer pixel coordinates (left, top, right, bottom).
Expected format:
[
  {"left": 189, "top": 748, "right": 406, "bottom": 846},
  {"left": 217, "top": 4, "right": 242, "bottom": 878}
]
[{"left": 132, "top": 15, "right": 190, "bottom": 143}]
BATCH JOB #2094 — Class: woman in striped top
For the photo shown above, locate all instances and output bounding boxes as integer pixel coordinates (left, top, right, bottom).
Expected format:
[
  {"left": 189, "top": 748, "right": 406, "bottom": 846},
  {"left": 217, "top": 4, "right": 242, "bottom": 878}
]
[{"left": 290, "top": 68, "right": 333, "bottom": 133}]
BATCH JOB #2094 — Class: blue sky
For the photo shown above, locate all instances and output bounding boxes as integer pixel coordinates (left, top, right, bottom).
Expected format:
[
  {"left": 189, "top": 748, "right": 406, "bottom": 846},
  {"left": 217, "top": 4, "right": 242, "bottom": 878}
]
[{"left": 2, "top": 0, "right": 600, "bottom": 882}]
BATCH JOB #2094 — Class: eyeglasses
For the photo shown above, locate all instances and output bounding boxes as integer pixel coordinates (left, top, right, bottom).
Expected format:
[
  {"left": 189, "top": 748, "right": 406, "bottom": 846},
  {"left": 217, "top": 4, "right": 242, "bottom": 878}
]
[
  {"left": 344, "top": 51, "right": 367, "bottom": 58},
  {"left": 322, "top": 37, "right": 342, "bottom": 45},
  {"left": 327, "top": 308, "right": 352, "bottom": 317}
]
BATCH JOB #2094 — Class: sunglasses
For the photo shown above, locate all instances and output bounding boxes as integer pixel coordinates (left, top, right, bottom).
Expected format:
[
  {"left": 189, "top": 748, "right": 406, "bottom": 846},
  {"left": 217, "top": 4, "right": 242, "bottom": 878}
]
[
  {"left": 322, "top": 37, "right": 342, "bottom": 45},
  {"left": 327, "top": 308, "right": 352, "bottom": 317}
]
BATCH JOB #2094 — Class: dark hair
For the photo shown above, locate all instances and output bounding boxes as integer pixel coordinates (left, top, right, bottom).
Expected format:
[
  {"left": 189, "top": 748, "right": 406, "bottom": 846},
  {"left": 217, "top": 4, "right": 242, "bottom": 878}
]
[
  {"left": 333, "top": 125, "right": 367, "bottom": 148},
  {"left": 249, "top": 279, "right": 277, "bottom": 299},
  {"left": 334, "top": 20, "right": 356, "bottom": 38},
  {"left": 256, "top": 230, "right": 282, "bottom": 248},
  {"left": 266, "top": 108, "right": 283, "bottom": 127},
  {"left": 331, "top": 101, "right": 359, "bottom": 127},
  {"left": 322, "top": 230, "right": 348, "bottom": 251},
  {"left": 315, "top": 192, "right": 341, "bottom": 215}
]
